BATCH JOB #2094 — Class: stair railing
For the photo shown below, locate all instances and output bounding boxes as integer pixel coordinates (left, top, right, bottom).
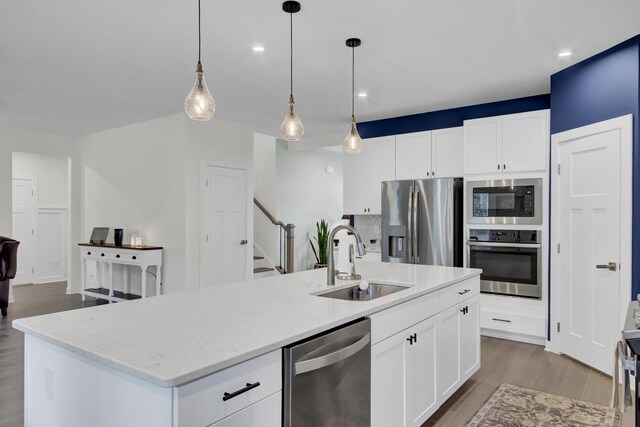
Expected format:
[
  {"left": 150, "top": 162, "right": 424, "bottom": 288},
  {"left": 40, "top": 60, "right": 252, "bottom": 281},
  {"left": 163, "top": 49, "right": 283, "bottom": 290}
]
[{"left": 254, "top": 198, "right": 295, "bottom": 274}]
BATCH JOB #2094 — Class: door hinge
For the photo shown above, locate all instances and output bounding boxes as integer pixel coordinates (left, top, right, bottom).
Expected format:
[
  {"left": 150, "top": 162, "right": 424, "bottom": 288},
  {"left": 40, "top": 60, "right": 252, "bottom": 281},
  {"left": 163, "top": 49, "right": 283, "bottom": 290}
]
[
  {"left": 557, "top": 164, "right": 561, "bottom": 175},
  {"left": 557, "top": 243, "right": 560, "bottom": 254},
  {"left": 557, "top": 322, "right": 560, "bottom": 333}
]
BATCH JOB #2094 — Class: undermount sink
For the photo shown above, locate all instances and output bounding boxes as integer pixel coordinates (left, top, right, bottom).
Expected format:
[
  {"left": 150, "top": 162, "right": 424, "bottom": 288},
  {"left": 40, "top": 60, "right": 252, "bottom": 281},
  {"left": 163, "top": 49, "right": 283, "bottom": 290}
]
[{"left": 317, "top": 282, "right": 410, "bottom": 302}]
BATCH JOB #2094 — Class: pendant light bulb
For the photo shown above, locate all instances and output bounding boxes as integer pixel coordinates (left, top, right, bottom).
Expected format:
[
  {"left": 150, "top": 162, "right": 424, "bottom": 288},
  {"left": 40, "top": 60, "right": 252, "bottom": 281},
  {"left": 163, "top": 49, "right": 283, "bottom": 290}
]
[
  {"left": 280, "top": 1, "right": 303, "bottom": 141},
  {"left": 343, "top": 116, "right": 363, "bottom": 154},
  {"left": 280, "top": 95, "right": 304, "bottom": 141},
  {"left": 185, "top": 0, "right": 215, "bottom": 121},
  {"left": 185, "top": 63, "right": 216, "bottom": 121}
]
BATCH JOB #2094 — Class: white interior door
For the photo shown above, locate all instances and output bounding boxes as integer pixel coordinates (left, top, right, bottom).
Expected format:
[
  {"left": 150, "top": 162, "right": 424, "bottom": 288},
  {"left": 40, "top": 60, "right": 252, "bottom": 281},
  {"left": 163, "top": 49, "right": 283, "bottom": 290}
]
[
  {"left": 202, "top": 165, "right": 248, "bottom": 287},
  {"left": 556, "top": 116, "right": 632, "bottom": 375},
  {"left": 12, "top": 179, "right": 35, "bottom": 285}
]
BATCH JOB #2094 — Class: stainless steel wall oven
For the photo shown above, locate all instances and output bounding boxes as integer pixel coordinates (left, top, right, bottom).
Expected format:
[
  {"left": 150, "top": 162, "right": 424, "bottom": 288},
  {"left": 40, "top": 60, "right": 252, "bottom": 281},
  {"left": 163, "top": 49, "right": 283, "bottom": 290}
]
[{"left": 467, "top": 229, "right": 541, "bottom": 299}]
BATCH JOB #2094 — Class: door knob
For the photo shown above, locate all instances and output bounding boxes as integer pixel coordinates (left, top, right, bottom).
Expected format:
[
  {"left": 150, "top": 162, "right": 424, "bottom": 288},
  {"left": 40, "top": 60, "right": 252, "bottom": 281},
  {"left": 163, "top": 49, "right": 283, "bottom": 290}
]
[
  {"left": 596, "top": 262, "right": 617, "bottom": 271},
  {"left": 240, "top": 240, "right": 248, "bottom": 245}
]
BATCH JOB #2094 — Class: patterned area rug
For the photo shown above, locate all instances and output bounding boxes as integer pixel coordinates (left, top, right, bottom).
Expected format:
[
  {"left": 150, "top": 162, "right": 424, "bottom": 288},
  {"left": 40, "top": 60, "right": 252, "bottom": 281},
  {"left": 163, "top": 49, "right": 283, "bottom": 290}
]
[{"left": 466, "top": 383, "right": 621, "bottom": 427}]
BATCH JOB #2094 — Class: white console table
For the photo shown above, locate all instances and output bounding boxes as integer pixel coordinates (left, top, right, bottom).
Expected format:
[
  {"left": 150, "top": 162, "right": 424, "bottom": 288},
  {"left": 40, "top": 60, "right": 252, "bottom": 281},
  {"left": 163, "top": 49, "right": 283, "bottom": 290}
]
[{"left": 79, "top": 243, "right": 163, "bottom": 303}]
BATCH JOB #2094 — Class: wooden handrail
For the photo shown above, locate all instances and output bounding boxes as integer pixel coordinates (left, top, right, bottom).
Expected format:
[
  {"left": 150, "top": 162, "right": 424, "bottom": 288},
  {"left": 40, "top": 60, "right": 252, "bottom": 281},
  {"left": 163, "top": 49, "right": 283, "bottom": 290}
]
[{"left": 254, "top": 198, "right": 295, "bottom": 273}]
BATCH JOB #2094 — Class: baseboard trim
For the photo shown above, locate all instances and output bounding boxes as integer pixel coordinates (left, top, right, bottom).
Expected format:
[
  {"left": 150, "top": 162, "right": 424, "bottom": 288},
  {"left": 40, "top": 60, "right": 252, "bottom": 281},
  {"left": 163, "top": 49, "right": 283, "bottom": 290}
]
[{"left": 481, "top": 328, "right": 546, "bottom": 346}]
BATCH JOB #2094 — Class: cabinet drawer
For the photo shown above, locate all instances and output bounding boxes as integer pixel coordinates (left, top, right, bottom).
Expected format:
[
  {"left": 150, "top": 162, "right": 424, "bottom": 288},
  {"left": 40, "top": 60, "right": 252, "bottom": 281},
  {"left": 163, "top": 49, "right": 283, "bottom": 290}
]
[
  {"left": 480, "top": 309, "right": 546, "bottom": 338},
  {"left": 111, "top": 250, "right": 142, "bottom": 265},
  {"left": 370, "top": 292, "right": 438, "bottom": 344},
  {"left": 209, "top": 391, "right": 281, "bottom": 427},
  {"left": 438, "top": 277, "right": 479, "bottom": 312},
  {"left": 174, "top": 350, "right": 281, "bottom": 427},
  {"left": 82, "top": 248, "right": 108, "bottom": 260}
]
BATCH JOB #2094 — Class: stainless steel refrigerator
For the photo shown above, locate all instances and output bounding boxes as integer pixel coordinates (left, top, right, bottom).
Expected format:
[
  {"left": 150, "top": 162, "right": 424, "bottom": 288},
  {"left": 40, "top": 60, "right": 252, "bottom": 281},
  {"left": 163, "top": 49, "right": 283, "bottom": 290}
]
[{"left": 381, "top": 178, "right": 463, "bottom": 267}]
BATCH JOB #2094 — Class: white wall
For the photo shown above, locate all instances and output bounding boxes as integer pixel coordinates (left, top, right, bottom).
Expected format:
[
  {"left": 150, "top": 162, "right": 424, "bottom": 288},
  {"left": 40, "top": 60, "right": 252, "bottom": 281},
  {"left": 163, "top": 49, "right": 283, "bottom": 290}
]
[
  {"left": 77, "top": 113, "right": 254, "bottom": 294},
  {"left": 276, "top": 143, "right": 344, "bottom": 271},
  {"left": 253, "top": 133, "right": 278, "bottom": 264}
]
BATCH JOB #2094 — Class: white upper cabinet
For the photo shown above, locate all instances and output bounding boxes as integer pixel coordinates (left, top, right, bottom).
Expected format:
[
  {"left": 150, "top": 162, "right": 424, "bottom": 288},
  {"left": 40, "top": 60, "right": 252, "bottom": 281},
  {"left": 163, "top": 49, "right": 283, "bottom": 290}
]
[
  {"left": 395, "top": 131, "right": 432, "bottom": 180},
  {"left": 464, "top": 110, "right": 549, "bottom": 175},
  {"left": 395, "top": 127, "right": 463, "bottom": 180},
  {"left": 464, "top": 117, "right": 501, "bottom": 175},
  {"left": 501, "top": 110, "right": 548, "bottom": 173},
  {"left": 343, "top": 136, "right": 395, "bottom": 215},
  {"left": 431, "top": 127, "right": 464, "bottom": 178},
  {"left": 367, "top": 137, "right": 396, "bottom": 215}
]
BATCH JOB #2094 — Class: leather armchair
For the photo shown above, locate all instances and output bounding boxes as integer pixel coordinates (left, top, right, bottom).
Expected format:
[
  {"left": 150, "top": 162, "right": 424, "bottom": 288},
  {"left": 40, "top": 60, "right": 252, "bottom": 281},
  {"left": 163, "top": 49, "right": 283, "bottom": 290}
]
[{"left": 0, "top": 237, "right": 20, "bottom": 317}]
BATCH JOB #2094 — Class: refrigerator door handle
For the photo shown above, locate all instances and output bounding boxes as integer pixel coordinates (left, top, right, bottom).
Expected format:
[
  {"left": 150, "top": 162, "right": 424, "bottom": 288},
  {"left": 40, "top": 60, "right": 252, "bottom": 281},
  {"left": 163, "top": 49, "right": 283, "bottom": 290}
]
[
  {"left": 412, "top": 190, "right": 419, "bottom": 264},
  {"left": 408, "top": 186, "right": 414, "bottom": 263}
]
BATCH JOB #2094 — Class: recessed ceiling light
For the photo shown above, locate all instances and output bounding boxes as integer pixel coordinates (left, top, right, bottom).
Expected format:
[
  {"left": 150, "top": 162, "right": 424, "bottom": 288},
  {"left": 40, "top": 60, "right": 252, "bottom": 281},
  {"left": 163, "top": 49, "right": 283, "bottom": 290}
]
[
  {"left": 252, "top": 46, "right": 265, "bottom": 52},
  {"left": 358, "top": 92, "right": 368, "bottom": 98},
  {"left": 558, "top": 51, "right": 572, "bottom": 58}
]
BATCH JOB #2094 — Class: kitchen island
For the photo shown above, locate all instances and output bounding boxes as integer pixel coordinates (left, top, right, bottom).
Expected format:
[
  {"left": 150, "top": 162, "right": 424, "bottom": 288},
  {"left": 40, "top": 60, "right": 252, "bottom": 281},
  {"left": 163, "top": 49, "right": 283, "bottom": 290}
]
[{"left": 14, "top": 261, "right": 481, "bottom": 427}]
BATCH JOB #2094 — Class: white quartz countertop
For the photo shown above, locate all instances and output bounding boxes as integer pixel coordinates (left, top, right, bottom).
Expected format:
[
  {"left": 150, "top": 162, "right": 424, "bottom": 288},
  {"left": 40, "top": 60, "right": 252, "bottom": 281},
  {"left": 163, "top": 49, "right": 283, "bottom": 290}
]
[{"left": 13, "top": 261, "right": 481, "bottom": 388}]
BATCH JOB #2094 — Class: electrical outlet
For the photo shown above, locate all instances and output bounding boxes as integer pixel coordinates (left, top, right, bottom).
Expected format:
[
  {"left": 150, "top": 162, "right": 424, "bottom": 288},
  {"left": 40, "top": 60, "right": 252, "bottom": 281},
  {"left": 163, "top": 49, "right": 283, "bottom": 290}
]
[{"left": 45, "top": 366, "right": 55, "bottom": 400}]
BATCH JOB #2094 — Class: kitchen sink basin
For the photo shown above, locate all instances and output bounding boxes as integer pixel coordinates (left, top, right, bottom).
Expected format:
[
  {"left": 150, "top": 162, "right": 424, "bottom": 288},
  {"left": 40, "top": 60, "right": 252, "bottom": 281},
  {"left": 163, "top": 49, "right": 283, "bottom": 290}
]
[{"left": 317, "top": 282, "right": 410, "bottom": 302}]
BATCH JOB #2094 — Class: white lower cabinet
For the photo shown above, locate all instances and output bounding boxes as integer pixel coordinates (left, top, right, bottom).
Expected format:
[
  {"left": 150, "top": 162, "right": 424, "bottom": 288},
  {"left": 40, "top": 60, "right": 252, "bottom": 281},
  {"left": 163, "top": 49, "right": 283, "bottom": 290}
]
[
  {"left": 209, "top": 392, "right": 281, "bottom": 427},
  {"left": 371, "top": 277, "right": 481, "bottom": 427}
]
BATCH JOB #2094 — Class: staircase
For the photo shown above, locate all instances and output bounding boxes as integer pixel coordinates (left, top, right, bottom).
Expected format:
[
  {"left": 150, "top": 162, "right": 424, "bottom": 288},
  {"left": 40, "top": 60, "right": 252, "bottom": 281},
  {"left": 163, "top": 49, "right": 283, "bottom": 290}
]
[{"left": 253, "top": 244, "right": 281, "bottom": 279}]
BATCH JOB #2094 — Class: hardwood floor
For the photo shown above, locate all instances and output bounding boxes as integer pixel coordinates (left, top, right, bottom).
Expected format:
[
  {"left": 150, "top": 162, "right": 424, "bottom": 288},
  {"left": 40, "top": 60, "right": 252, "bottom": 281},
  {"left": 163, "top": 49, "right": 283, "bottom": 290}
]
[
  {"left": 424, "top": 336, "right": 634, "bottom": 426},
  {"left": 0, "top": 282, "right": 96, "bottom": 427},
  {"left": 0, "top": 285, "right": 635, "bottom": 426}
]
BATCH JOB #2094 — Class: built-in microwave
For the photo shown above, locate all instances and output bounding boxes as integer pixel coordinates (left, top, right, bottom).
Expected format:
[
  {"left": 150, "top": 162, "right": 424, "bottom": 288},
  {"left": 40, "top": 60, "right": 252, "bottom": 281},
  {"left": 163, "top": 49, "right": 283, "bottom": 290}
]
[{"left": 466, "top": 178, "right": 542, "bottom": 225}]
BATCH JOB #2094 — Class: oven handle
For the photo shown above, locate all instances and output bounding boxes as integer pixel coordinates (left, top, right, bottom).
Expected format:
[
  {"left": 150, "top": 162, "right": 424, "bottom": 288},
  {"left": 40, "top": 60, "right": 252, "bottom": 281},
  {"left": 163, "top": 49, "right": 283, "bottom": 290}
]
[{"left": 466, "top": 242, "right": 541, "bottom": 249}]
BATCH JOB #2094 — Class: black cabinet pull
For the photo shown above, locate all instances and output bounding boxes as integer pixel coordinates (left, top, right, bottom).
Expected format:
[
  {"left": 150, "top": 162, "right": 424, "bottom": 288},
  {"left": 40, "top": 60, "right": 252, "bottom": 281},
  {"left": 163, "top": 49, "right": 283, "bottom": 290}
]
[
  {"left": 503, "top": 164, "right": 506, "bottom": 170},
  {"left": 458, "top": 289, "right": 470, "bottom": 295},
  {"left": 492, "top": 317, "right": 511, "bottom": 323},
  {"left": 101, "top": 253, "right": 105, "bottom": 257},
  {"left": 406, "top": 333, "right": 417, "bottom": 345},
  {"left": 116, "top": 254, "right": 120, "bottom": 258},
  {"left": 460, "top": 306, "right": 469, "bottom": 315},
  {"left": 406, "top": 336, "right": 413, "bottom": 344},
  {"left": 498, "top": 164, "right": 501, "bottom": 170},
  {"left": 223, "top": 382, "right": 260, "bottom": 401},
  {"left": 132, "top": 256, "right": 137, "bottom": 260},
  {"left": 87, "top": 251, "right": 91, "bottom": 255},
  {"left": 413, "top": 333, "right": 417, "bottom": 343}
]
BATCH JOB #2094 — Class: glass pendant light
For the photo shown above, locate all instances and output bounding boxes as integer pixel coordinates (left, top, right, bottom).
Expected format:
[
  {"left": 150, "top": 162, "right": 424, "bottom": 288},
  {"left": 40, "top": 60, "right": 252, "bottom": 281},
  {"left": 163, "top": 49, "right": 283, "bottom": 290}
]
[
  {"left": 280, "top": 1, "right": 304, "bottom": 141},
  {"left": 343, "top": 38, "right": 363, "bottom": 154},
  {"left": 185, "top": 0, "right": 216, "bottom": 121}
]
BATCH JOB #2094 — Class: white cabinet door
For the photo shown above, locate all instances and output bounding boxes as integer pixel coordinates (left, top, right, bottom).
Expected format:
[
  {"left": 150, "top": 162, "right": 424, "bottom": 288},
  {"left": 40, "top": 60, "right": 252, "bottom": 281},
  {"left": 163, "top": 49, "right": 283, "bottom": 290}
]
[
  {"left": 437, "top": 304, "right": 461, "bottom": 402},
  {"left": 395, "top": 131, "right": 431, "bottom": 180},
  {"left": 209, "top": 392, "right": 281, "bottom": 427},
  {"left": 432, "top": 127, "right": 463, "bottom": 178},
  {"left": 367, "top": 136, "right": 396, "bottom": 215},
  {"left": 371, "top": 333, "right": 406, "bottom": 427},
  {"left": 460, "top": 295, "right": 480, "bottom": 381},
  {"left": 501, "top": 110, "right": 548, "bottom": 173},
  {"left": 406, "top": 316, "right": 439, "bottom": 427},
  {"left": 464, "top": 117, "right": 501, "bottom": 175},
  {"left": 343, "top": 144, "right": 369, "bottom": 214}
]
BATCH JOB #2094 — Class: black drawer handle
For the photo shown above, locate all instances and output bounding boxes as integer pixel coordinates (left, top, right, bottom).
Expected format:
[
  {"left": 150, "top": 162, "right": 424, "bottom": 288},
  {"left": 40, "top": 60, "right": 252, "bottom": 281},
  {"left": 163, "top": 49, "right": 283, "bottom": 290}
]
[
  {"left": 132, "top": 256, "right": 137, "bottom": 260},
  {"left": 116, "top": 254, "right": 120, "bottom": 258},
  {"left": 492, "top": 318, "right": 512, "bottom": 323},
  {"left": 87, "top": 252, "right": 91, "bottom": 255},
  {"left": 223, "top": 382, "right": 260, "bottom": 401},
  {"left": 101, "top": 253, "right": 105, "bottom": 257},
  {"left": 458, "top": 289, "right": 470, "bottom": 295}
]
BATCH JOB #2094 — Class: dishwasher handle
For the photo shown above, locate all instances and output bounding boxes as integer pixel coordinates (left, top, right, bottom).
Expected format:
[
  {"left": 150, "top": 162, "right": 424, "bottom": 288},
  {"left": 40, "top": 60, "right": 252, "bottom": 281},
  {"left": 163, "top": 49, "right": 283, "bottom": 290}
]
[{"left": 294, "top": 333, "right": 370, "bottom": 375}]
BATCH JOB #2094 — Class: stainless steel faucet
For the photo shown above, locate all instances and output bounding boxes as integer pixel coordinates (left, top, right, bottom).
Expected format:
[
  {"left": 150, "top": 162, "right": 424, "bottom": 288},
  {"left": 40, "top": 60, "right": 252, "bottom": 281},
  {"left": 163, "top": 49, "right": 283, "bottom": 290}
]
[{"left": 327, "top": 224, "right": 366, "bottom": 286}]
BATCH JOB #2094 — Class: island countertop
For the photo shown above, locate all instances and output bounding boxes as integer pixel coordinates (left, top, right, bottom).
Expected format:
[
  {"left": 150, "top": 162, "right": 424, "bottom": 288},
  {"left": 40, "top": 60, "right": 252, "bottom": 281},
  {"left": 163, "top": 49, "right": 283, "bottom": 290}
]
[{"left": 13, "top": 261, "right": 481, "bottom": 388}]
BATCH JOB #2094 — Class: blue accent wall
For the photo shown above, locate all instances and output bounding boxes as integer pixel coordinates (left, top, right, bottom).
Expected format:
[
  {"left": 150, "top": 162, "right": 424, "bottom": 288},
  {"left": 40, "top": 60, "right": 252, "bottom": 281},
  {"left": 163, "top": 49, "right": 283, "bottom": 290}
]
[
  {"left": 550, "top": 35, "right": 640, "bottom": 300},
  {"left": 358, "top": 95, "right": 550, "bottom": 139}
]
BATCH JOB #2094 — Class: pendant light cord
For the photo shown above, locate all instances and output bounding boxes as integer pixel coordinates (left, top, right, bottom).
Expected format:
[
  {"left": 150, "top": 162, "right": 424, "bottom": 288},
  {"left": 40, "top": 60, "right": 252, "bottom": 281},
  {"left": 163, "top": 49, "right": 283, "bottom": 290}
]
[
  {"left": 198, "top": 0, "right": 202, "bottom": 64},
  {"left": 290, "top": 12, "right": 293, "bottom": 97},
  {"left": 351, "top": 46, "right": 355, "bottom": 118}
]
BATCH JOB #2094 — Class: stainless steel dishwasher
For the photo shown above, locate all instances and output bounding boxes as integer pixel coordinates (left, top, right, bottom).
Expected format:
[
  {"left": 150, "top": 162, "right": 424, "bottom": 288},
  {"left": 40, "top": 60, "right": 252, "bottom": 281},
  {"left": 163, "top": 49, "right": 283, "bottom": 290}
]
[{"left": 283, "top": 318, "right": 371, "bottom": 427}]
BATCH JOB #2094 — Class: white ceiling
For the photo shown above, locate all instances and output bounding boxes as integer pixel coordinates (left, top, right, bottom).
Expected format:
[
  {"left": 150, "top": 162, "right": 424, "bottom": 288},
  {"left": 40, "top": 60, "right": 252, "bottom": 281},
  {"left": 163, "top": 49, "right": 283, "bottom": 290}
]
[{"left": 1, "top": 1, "right": 639, "bottom": 137}]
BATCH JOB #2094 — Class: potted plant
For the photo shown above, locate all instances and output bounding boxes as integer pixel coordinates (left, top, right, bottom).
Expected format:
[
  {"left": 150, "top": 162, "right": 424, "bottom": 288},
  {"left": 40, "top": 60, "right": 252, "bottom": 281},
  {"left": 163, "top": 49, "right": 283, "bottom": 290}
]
[{"left": 310, "top": 219, "right": 329, "bottom": 269}]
